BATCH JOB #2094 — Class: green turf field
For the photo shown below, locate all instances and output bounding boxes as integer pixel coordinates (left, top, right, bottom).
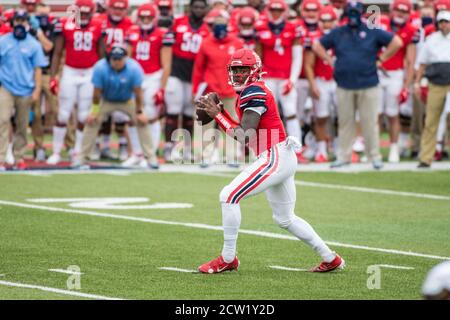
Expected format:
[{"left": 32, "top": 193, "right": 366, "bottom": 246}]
[{"left": 1, "top": 169, "right": 449, "bottom": 299}]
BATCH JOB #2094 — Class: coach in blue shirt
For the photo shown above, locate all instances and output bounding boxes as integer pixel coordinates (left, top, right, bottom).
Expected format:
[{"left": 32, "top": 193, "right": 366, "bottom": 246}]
[
  {"left": 75, "top": 45, "right": 158, "bottom": 169},
  {"left": 313, "top": 1, "right": 403, "bottom": 170},
  {"left": 0, "top": 9, "right": 47, "bottom": 170}
]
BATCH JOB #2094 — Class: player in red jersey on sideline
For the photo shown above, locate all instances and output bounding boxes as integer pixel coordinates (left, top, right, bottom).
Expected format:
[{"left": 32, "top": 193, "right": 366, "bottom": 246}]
[
  {"left": 196, "top": 48, "right": 344, "bottom": 274},
  {"left": 47, "top": 0, "right": 105, "bottom": 165},
  {"left": 236, "top": 6, "right": 259, "bottom": 50},
  {"left": 124, "top": 3, "right": 174, "bottom": 166}
]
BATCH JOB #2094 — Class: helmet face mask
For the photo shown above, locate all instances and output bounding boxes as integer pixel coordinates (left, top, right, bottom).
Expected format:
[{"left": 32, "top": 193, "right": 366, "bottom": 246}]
[{"left": 227, "top": 49, "right": 263, "bottom": 92}]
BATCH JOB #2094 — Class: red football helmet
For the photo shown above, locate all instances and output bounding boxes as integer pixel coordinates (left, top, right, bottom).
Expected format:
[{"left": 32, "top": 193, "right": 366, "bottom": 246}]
[
  {"left": 137, "top": 3, "right": 158, "bottom": 18},
  {"left": 108, "top": 0, "right": 128, "bottom": 22},
  {"left": 3, "top": 8, "right": 15, "bottom": 23},
  {"left": 76, "top": 0, "right": 96, "bottom": 13},
  {"left": 319, "top": 5, "right": 338, "bottom": 21},
  {"left": 227, "top": 49, "right": 263, "bottom": 91},
  {"left": 237, "top": 6, "right": 259, "bottom": 25},
  {"left": 108, "top": 0, "right": 128, "bottom": 9},
  {"left": 266, "top": 0, "right": 288, "bottom": 24},
  {"left": 155, "top": 0, "right": 173, "bottom": 9},
  {"left": 435, "top": 0, "right": 450, "bottom": 12},
  {"left": 391, "top": 0, "right": 412, "bottom": 13},
  {"left": 301, "top": 0, "right": 322, "bottom": 12},
  {"left": 205, "top": 8, "right": 230, "bottom": 25}
]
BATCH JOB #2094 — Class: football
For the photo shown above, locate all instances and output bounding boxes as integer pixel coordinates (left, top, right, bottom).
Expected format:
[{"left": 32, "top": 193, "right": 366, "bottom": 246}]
[{"left": 195, "top": 93, "right": 221, "bottom": 126}]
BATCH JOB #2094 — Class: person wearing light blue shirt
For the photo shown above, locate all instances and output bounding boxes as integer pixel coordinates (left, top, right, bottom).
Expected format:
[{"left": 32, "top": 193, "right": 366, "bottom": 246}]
[
  {"left": 0, "top": 9, "right": 47, "bottom": 170},
  {"left": 74, "top": 45, "right": 158, "bottom": 169}
]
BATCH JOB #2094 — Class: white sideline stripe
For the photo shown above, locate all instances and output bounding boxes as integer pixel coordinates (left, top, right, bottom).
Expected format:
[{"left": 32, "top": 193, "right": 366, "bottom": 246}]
[
  {"left": 0, "top": 199, "right": 449, "bottom": 261},
  {"left": 0, "top": 274, "right": 5, "bottom": 277},
  {"left": 269, "top": 266, "right": 309, "bottom": 272},
  {"left": 296, "top": 181, "right": 450, "bottom": 201},
  {"left": 376, "top": 264, "right": 415, "bottom": 270},
  {"left": 159, "top": 267, "right": 197, "bottom": 273},
  {"left": 48, "top": 269, "right": 84, "bottom": 275},
  {"left": 0, "top": 280, "right": 124, "bottom": 300}
]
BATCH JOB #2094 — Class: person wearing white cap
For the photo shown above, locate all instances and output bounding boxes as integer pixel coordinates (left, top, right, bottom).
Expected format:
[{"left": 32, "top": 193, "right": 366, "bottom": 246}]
[
  {"left": 415, "top": 10, "right": 450, "bottom": 168},
  {"left": 422, "top": 261, "right": 450, "bottom": 300}
]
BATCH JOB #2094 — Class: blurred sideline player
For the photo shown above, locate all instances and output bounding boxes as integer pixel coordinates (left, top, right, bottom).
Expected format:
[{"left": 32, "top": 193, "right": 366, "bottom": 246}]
[
  {"left": 378, "top": 0, "right": 418, "bottom": 163},
  {"left": 125, "top": 3, "right": 173, "bottom": 166},
  {"left": 47, "top": 0, "right": 105, "bottom": 165},
  {"left": 164, "top": 0, "right": 209, "bottom": 162},
  {"left": 94, "top": 0, "right": 133, "bottom": 161},
  {"left": 155, "top": 0, "right": 174, "bottom": 29},
  {"left": 196, "top": 48, "right": 344, "bottom": 274},
  {"left": 255, "top": 0, "right": 303, "bottom": 162},
  {"left": 192, "top": 9, "right": 244, "bottom": 167},
  {"left": 236, "top": 6, "right": 259, "bottom": 50},
  {"left": 304, "top": 5, "right": 338, "bottom": 163},
  {"left": 296, "top": 0, "right": 323, "bottom": 162}
]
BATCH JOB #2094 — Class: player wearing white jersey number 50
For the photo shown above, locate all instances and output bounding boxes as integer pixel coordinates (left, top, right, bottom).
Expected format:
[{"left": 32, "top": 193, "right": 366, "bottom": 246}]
[{"left": 195, "top": 48, "right": 344, "bottom": 274}]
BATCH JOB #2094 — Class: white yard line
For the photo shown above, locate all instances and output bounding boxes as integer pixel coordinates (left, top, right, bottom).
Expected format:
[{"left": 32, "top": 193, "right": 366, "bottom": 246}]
[
  {"left": 0, "top": 280, "right": 124, "bottom": 300},
  {"left": 376, "top": 264, "right": 415, "bottom": 270},
  {"left": 48, "top": 269, "right": 84, "bottom": 275},
  {"left": 159, "top": 267, "right": 197, "bottom": 273},
  {"left": 0, "top": 199, "right": 449, "bottom": 261},
  {"left": 269, "top": 266, "right": 309, "bottom": 272}
]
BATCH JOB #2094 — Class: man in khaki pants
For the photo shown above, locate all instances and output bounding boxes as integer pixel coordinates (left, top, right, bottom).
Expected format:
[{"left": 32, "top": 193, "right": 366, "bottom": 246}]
[
  {"left": 72, "top": 46, "right": 158, "bottom": 169},
  {"left": 415, "top": 10, "right": 450, "bottom": 168},
  {"left": 0, "top": 9, "right": 47, "bottom": 170}
]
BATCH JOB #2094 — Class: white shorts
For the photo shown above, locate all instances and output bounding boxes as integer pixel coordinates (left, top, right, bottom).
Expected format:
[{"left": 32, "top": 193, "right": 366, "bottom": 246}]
[
  {"left": 265, "top": 78, "right": 298, "bottom": 118},
  {"left": 142, "top": 70, "right": 163, "bottom": 119},
  {"left": 378, "top": 69, "right": 404, "bottom": 117},
  {"left": 219, "top": 138, "right": 299, "bottom": 205},
  {"left": 296, "top": 78, "right": 313, "bottom": 121},
  {"left": 58, "top": 65, "right": 94, "bottom": 123},
  {"left": 313, "top": 78, "right": 337, "bottom": 119},
  {"left": 165, "top": 76, "right": 194, "bottom": 117}
]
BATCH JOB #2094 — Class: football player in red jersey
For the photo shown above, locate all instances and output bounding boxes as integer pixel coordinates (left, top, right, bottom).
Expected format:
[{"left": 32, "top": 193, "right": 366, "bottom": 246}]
[
  {"left": 329, "top": 0, "right": 347, "bottom": 22},
  {"left": 296, "top": 0, "right": 322, "bottom": 159},
  {"left": 0, "top": 6, "right": 12, "bottom": 36},
  {"left": 236, "top": 6, "right": 259, "bottom": 50},
  {"left": 94, "top": 0, "right": 133, "bottom": 161},
  {"left": 124, "top": 3, "right": 174, "bottom": 166},
  {"left": 378, "top": 0, "right": 419, "bottom": 163},
  {"left": 163, "top": 0, "right": 209, "bottom": 162},
  {"left": 196, "top": 48, "right": 344, "bottom": 274},
  {"left": 255, "top": 0, "right": 303, "bottom": 162},
  {"left": 304, "top": 5, "right": 338, "bottom": 163},
  {"left": 47, "top": 0, "right": 105, "bottom": 165},
  {"left": 192, "top": 9, "right": 244, "bottom": 167},
  {"left": 155, "top": 0, "right": 174, "bottom": 29},
  {"left": 424, "top": 0, "right": 450, "bottom": 36}
]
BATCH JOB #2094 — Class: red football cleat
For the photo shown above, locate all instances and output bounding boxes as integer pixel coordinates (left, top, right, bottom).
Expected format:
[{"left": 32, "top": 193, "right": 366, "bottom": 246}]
[
  {"left": 198, "top": 256, "right": 240, "bottom": 274},
  {"left": 314, "top": 153, "right": 328, "bottom": 163},
  {"left": 15, "top": 159, "right": 27, "bottom": 170},
  {"left": 310, "top": 254, "right": 345, "bottom": 273},
  {"left": 296, "top": 152, "right": 309, "bottom": 164}
]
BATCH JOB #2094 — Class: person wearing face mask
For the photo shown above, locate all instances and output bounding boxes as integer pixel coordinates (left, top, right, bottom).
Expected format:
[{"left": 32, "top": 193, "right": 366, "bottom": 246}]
[
  {"left": 28, "top": 3, "right": 57, "bottom": 162},
  {"left": 377, "top": 0, "right": 419, "bottom": 163},
  {"left": 255, "top": 0, "right": 303, "bottom": 163},
  {"left": 236, "top": 6, "right": 259, "bottom": 50},
  {"left": 123, "top": 3, "right": 173, "bottom": 167},
  {"left": 313, "top": 1, "right": 403, "bottom": 170},
  {"left": 0, "top": 9, "right": 47, "bottom": 171},
  {"left": 163, "top": 0, "right": 209, "bottom": 163},
  {"left": 192, "top": 9, "right": 244, "bottom": 167},
  {"left": 304, "top": 5, "right": 338, "bottom": 163},
  {"left": 47, "top": 0, "right": 105, "bottom": 166},
  {"left": 94, "top": 0, "right": 133, "bottom": 162}
]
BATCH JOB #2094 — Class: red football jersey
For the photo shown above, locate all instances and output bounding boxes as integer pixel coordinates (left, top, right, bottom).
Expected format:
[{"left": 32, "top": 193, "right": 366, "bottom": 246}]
[
  {"left": 313, "top": 29, "right": 334, "bottom": 81},
  {"left": 379, "top": 16, "right": 419, "bottom": 71},
  {"left": 0, "top": 23, "right": 11, "bottom": 36},
  {"left": 297, "top": 19, "right": 322, "bottom": 79},
  {"left": 235, "top": 82, "right": 287, "bottom": 155},
  {"left": 97, "top": 14, "right": 133, "bottom": 52},
  {"left": 127, "top": 25, "right": 174, "bottom": 74},
  {"left": 55, "top": 17, "right": 103, "bottom": 69},
  {"left": 171, "top": 15, "right": 210, "bottom": 61},
  {"left": 256, "top": 20, "right": 300, "bottom": 79}
]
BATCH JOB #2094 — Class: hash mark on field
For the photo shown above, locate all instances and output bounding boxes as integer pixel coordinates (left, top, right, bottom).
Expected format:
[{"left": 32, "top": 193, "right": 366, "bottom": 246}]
[
  {"left": 1, "top": 199, "right": 449, "bottom": 261},
  {"left": 0, "top": 280, "right": 125, "bottom": 300},
  {"left": 159, "top": 267, "right": 197, "bottom": 273},
  {"left": 269, "top": 266, "right": 309, "bottom": 272},
  {"left": 48, "top": 268, "right": 84, "bottom": 275},
  {"left": 376, "top": 264, "right": 415, "bottom": 270}
]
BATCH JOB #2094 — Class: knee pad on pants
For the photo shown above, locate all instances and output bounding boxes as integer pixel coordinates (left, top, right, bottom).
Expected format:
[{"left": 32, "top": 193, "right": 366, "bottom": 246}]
[
  {"left": 271, "top": 202, "right": 295, "bottom": 229},
  {"left": 220, "top": 185, "right": 234, "bottom": 204},
  {"left": 57, "top": 102, "right": 72, "bottom": 124}
]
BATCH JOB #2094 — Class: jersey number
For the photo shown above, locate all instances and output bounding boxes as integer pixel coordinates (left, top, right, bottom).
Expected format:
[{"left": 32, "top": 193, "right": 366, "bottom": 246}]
[
  {"left": 136, "top": 41, "right": 151, "bottom": 61},
  {"left": 180, "top": 32, "right": 202, "bottom": 54},
  {"left": 73, "top": 31, "right": 93, "bottom": 51},
  {"left": 105, "top": 28, "right": 123, "bottom": 46},
  {"left": 274, "top": 38, "right": 285, "bottom": 56}
]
